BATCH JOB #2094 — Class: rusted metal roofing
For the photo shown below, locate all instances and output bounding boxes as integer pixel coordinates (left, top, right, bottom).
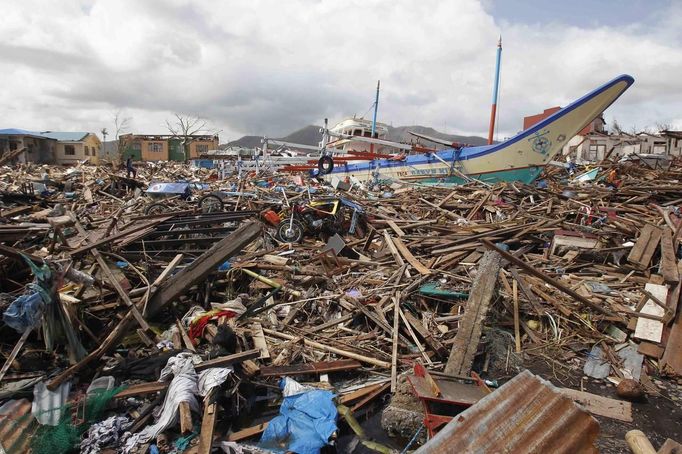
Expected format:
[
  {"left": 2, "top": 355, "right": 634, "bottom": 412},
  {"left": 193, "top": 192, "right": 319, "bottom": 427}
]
[
  {"left": 0, "top": 398, "right": 38, "bottom": 453},
  {"left": 415, "top": 370, "right": 599, "bottom": 454}
]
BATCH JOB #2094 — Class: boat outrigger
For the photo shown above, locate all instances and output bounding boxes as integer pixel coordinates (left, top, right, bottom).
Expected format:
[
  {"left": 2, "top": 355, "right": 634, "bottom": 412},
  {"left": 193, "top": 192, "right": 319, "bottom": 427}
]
[{"left": 320, "top": 74, "right": 634, "bottom": 184}]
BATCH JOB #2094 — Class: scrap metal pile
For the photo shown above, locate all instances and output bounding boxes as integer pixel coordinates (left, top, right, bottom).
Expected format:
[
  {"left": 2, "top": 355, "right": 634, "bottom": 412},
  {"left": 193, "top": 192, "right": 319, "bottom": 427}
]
[{"left": 0, "top": 159, "right": 681, "bottom": 453}]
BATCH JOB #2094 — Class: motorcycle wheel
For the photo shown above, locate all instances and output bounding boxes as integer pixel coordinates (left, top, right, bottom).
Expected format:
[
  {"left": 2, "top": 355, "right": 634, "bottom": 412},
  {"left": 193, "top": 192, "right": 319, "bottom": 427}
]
[
  {"left": 198, "top": 194, "right": 224, "bottom": 213},
  {"left": 276, "top": 219, "right": 305, "bottom": 243},
  {"left": 144, "top": 202, "right": 168, "bottom": 216}
]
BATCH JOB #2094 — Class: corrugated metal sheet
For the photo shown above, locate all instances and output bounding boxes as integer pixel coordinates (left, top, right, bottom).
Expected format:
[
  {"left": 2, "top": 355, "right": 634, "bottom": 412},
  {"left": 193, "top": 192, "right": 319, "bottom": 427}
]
[
  {"left": 415, "top": 370, "right": 599, "bottom": 454},
  {"left": 0, "top": 398, "right": 38, "bottom": 453}
]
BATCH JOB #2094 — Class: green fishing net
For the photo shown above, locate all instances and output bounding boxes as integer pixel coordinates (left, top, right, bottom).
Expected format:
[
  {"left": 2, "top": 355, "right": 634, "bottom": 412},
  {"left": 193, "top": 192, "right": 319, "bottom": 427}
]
[{"left": 31, "top": 385, "right": 127, "bottom": 454}]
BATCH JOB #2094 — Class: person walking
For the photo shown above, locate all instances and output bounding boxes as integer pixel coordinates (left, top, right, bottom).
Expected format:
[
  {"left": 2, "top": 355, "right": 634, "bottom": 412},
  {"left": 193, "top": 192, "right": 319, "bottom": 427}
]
[{"left": 126, "top": 155, "right": 137, "bottom": 179}]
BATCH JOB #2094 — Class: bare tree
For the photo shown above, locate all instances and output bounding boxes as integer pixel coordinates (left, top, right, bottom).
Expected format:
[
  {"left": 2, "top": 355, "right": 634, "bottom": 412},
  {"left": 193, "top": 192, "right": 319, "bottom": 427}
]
[
  {"left": 610, "top": 118, "right": 623, "bottom": 135},
  {"left": 656, "top": 122, "right": 672, "bottom": 133},
  {"left": 166, "top": 113, "right": 212, "bottom": 161},
  {"left": 114, "top": 111, "right": 132, "bottom": 161}
]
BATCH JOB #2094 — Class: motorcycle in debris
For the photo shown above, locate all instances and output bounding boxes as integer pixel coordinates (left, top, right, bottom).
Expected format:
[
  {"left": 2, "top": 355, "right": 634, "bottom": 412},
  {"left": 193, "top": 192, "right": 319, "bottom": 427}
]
[{"left": 263, "top": 198, "right": 366, "bottom": 243}]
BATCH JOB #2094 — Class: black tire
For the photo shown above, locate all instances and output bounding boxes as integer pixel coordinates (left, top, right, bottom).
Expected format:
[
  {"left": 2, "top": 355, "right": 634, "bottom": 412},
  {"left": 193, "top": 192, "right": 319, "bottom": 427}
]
[
  {"left": 318, "top": 156, "right": 334, "bottom": 174},
  {"left": 144, "top": 202, "right": 168, "bottom": 216},
  {"left": 199, "top": 194, "right": 224, "bottom": 213},
  {"left": 276, "top": 219, "right": 305, "bottom": 243}
]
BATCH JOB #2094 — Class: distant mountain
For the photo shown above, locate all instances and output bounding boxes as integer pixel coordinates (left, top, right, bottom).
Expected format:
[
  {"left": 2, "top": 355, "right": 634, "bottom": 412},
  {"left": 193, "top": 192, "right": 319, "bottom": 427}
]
[
  {"left": 226, "top": 124, "right": 488, "bottom": 149},
  {"left": 386, "top": 125, "right": 489, "bottom": 147}
]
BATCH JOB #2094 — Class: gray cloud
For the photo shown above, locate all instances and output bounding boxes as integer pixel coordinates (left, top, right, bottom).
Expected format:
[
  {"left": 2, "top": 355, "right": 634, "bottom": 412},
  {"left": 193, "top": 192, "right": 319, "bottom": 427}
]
[{"left": 0, "top": 0, "right": 681, "bottom": 143}]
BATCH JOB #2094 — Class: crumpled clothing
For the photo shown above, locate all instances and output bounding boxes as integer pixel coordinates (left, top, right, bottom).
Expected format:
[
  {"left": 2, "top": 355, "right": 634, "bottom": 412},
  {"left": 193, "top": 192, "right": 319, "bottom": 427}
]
[
  {"left": 3, "top": 283, "right": 51, "bottom": 333},
  {"left": 121, "top": 352, "right": 232, "bottom": 453},
  {"left": 121, "top": 353, "right": 201, "bottom": 453},
  {"left": 198, "top": 367, "right": 233, "bottom": 397},
  {"left": 210, "top": 297, "right": 248, "bottom": 315},
  {"left": 188, "top": 310, "right": 237, "bottom": 342},
  {"left": 80, "top": 415, "right": 131, "bottom": 454}
]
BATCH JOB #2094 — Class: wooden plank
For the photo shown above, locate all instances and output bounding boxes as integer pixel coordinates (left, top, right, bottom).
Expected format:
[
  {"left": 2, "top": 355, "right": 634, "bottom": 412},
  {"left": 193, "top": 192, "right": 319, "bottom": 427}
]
[
  {"left": 637, "top": 342, "right": 664, "bottom": 359},
  {"left": 445, "top": 251, "right": 502, "bottom": 375},
  {"left": 146, "top": 221, "right": 261, "bottom": 315},
  {"left": 392, "top": 237, "right": 431, "bottom": 275},
  {"left": 227, "top": 422, "right": 269, "bottom": 441},
  {"left": 263, "top": 329, "right": 391, "bottom": 368},
  {"left": 386, "top": 220, "right": 406, "bottom": 237},
  {"left": 513, "top": 279, "right": 521, "bottom": 353},
  {"left": 560, "top": 388, "right": 632, "bottom": 422},
  {"left": 259, "top": 359, "right": 362, "bottom": 377},
  {"left": 338, "top": 383, "right": 385, "bottom": 404},
  {"left": 628, "top": 224, "right": 662, "bottom": 269},
  {"left": 402, "top": 311, "right": 447, "bottom": 357},
  {"left": 114, "top": 381, "right": 168, "bottom": 398},
  {"left": 658, "top": 438, "right": 682, "bottom": 454},
  {"left": 391, "top": 295, "right": 400, "bottom": 392},
  {"left": 179, "top": 401, "right": 193, "bottom": 434},
  {"left": 250, "top": 322, "right": 270, "bottom": 359},
  {"left": 47, "top": 225, "right": 261, "bottom": 392},
  {"left": 482, "top": 239, "right": 615, "bottom": 317},
  {"left": 634, "top": 283, "right": 668, "bottom": 343},
  {"left": 662, "top": 306, "right": 682, "bottom": 375},
  {"left": 68, "top": 217, "right": 170, "bottom": 256},
  {"left": 196, "top": 349, "right": 260, "bottom": 371},
  {"left": 197, "top": 389, "right": 218, "bottom": 454},
  {"left": 67, "top": 211, "right": 152, "bottom": 334},
  {"left": 177, "top": 319, "right": 197, "bottom": 352},
  {"left": 350, "top": 382, "right": 391, "bottom": 412},
  {"left": 659, "top": 228, "right": 679, "bottom": 284}
]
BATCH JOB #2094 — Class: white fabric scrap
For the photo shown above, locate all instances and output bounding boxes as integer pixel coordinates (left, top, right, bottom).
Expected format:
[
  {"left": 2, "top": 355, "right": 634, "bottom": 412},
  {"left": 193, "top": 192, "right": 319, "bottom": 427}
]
[
  {"left": 281, "top": 377, "right": 313, "bottom": 397},
  {"left": 121, "top": 352, "right": 202, "bottom": 453},
  {"left": 198, "top": 367, "right": 233, "bottom": 397},
  {"left": 32, "top": 380, "right": 71, "bottom": 426},
  {"left": 80, "top": 415, "right": 130, "bottom": 454}
]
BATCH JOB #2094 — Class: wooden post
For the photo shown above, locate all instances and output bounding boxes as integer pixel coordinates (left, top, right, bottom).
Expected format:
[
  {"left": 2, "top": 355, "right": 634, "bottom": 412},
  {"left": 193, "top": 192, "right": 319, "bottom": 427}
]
[
  {"left": 513, "top": 279, "right": 521, "bottom": 353},
  {"left": 391, "top": 295, "right": 400, "bottom": 392},
  {"left": 625, "top": 430, "right": 656, "bottom": 454}
]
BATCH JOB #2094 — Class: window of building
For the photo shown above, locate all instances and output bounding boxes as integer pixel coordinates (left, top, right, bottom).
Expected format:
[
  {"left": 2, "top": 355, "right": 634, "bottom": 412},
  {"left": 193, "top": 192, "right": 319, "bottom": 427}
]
[
  {"left": 148, "top": 142, "right": 163, "bottom": 152},
  {"left": 196, "top": 144, "right": 209, "bottom": 154},
  {"left": 84, "top": 146, "right": 89, "bottom": 156},
  {"left": 65, "top": 145, "right": 75, "bottom": 156}
]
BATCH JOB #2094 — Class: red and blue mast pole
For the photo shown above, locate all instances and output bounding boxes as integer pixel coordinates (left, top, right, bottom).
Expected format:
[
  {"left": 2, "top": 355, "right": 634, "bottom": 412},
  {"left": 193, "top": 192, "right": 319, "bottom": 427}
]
[{"left": 487, "top": 36, "right": 502, "bottom": 145}]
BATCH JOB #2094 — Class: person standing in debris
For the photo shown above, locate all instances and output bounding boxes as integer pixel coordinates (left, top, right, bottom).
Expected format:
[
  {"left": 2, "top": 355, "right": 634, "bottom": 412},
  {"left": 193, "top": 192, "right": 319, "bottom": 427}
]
[
  {"left": 606, "top": 168, "right": 620, "bottom": 189},
  {"left": 126, "top": 155, "right": 137, "bottom": 179}
]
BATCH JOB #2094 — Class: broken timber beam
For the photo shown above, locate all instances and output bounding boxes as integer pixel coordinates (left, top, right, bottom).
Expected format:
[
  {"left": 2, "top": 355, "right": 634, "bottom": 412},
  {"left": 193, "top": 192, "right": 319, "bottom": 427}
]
[
  {"left": 444, "top": 250, "right": 502, "bottom": 376},
  {"left": 259, "top": 359, "right": 361, "bottom": 377},
  {"left": 481, "top": 239, "right": 615, "bottom": 317},
  {"left": 627, "top": 224, "right": 662, "bottom": 270},
  {"left": 146, "top": 221, "right": 262, "bottom": 315},
  {"left": 263, "top": 329, "right": 391, "bottom": 368},
  {"left": 47, "top": 221, "right": 262, "bottom": 390}
]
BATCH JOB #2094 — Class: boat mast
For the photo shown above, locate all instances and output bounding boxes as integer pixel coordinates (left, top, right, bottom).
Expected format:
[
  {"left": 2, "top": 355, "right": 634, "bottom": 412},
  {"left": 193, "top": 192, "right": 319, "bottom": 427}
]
[
  {"left": 371, "top": 80, "right": 380, "bottom": 138},
  {"left": 487, "top": 36, "right": 502, "bottom": 145}
]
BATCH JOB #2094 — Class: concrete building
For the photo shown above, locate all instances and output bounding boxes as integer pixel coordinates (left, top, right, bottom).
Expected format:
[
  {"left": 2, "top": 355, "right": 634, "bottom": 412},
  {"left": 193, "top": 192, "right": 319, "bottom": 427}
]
[
  {"left": 118, "top": 134, "right": 219, "bottom": 162},
  {"left": 0, "top": 129, "right": 56, "bottom": 164},
  {"left": 659, "top": 130, "right": 682, "bottom": 156},
  {"left": 0, "top": 129, "right": 101, "bottom": 165},
  {"left": 39, "top": 132, "right": 101, "bottom": 165}
]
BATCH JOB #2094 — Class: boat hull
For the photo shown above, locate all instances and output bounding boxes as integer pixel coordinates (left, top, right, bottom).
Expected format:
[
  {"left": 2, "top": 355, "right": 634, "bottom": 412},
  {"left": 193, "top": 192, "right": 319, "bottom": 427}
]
[{"left": 325, "top": 74, "right": 635, "bottom": 185}]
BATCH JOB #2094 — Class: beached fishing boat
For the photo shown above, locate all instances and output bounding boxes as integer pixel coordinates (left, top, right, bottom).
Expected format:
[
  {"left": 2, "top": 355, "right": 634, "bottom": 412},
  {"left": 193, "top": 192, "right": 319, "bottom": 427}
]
[{"left": 323, "top": 74, "right": 635, "bottom": 184}]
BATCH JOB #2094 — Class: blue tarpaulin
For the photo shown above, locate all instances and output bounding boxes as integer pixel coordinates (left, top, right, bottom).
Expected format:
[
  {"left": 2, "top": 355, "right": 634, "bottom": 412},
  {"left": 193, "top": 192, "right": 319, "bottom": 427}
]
[{"left": 260, "top": 381, "right": 337, "bottom": 454}]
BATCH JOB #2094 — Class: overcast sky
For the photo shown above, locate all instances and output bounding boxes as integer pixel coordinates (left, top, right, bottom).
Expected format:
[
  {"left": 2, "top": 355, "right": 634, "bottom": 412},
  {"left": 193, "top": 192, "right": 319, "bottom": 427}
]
[{"left": 1, "top": 0, "right": 681, "bottom": 143}]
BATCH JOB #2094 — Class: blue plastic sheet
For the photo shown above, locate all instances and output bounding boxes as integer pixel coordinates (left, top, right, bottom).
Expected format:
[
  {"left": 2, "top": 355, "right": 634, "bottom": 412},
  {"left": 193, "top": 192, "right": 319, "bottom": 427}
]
[{"left": 260, "top": 386, "right": 337, "bottom": 454}]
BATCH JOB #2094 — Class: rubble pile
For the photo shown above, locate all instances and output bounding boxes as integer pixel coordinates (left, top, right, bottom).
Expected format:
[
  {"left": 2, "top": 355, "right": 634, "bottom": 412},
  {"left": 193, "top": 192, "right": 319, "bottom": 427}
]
[{"left": 0, "top": 158, "right": 681, "bottom": 453}]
